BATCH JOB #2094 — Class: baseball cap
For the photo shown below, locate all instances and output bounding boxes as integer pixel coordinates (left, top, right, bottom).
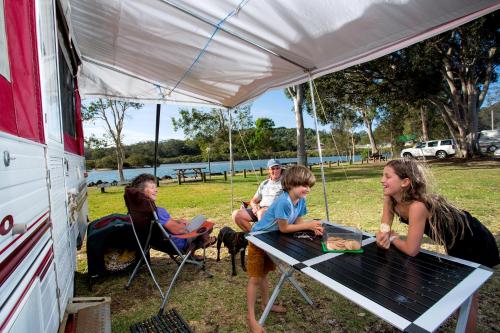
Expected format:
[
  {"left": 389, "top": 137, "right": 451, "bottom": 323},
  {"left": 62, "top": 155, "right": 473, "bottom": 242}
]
[{"left": 267, "top": 158, "right": 281, "bottom": 168}]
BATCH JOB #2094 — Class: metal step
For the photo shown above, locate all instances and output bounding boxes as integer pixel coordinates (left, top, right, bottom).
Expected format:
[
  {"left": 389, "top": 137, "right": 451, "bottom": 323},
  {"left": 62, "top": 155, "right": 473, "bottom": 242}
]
[
  {"left": 61, "top": 297, "right": 111, "bottom": 333},
  {"left": 130, "top": 308, "right": 193, "bottom": 333}
]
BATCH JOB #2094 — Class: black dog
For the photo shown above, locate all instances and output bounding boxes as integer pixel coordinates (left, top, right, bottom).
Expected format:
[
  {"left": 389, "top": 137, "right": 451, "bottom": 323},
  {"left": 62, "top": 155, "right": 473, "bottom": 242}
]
[{"left": 216, "top": 226, "right": 248, "bottom": 276}]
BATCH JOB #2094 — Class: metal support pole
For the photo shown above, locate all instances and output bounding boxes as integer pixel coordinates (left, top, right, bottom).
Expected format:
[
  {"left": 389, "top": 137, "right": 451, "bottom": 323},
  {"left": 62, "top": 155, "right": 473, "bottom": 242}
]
[
  {"left": 308, "top": 76, "right": 330, "bottom": 221},
  {"left": 153, "top": 104, "right": 161, "bottom": 186},
  {"left": 228, "top": 108, "right": 234, "bottom": 212}
]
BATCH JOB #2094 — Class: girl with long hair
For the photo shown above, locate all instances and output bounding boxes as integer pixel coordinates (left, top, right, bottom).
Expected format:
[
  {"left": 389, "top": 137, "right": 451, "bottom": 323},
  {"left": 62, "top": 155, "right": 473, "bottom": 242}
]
[{"left": 376, "top": 159, "right": 498, "bottom": 332}]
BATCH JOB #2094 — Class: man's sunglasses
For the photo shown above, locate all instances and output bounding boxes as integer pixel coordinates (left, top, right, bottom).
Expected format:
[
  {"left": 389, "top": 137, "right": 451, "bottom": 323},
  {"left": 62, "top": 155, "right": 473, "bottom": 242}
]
[{"left": 270, "top": 166, "right": 281, "bottom": 170}]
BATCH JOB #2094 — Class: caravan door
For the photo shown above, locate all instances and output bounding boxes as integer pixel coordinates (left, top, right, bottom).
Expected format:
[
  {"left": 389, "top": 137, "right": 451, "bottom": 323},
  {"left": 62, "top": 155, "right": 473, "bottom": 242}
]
[{"left": 36, "top": 0, "right": 74, "bottom": 322}]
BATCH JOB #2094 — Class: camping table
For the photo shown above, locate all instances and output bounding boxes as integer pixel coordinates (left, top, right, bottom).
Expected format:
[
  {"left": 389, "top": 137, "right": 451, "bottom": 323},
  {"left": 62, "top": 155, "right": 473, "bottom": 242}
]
[
  {"left": 246, "top": 223, "right": 494, "bottom": 333},
  {"left": 174, "top": 167, "right": 206, "bottom": 184}
]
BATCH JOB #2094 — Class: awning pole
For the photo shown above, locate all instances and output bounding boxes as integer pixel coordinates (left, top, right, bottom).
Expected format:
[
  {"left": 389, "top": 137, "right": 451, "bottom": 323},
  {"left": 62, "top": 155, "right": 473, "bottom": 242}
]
[
  {"left": 308, "top": 76, "right": 330, "bottom": 221},
  {"left": 153, "top": 103, "right": 161, "bottom": 186},
  {"left": 228, "top": 108, "right": 234, "bottom": 213}
]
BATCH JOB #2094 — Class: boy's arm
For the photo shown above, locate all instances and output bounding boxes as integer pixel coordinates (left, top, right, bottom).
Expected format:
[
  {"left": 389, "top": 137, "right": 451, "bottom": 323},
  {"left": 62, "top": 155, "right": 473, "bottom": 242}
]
[
  {"left": 294, "top": 217, "right": 306, "bottom": 224},
  {"left": 277, "top": 219, "right": 323, "bottom": 234}
]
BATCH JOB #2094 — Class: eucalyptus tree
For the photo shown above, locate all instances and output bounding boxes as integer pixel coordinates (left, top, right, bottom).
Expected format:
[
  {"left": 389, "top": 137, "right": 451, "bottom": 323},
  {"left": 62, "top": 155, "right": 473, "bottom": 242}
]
[
  {"left": 285, "top": 84, "right": 308, "bottom": 165},
  {"left": 171, "top": 105, "right": 253, "bottom": 161},
  {"left": 411, "top": 12, "right": 499, "bottom": 156},
  {"left": 82, "top": 98, "right": 143, "bottom": 181},
  {"left": 305, "top": 69, "right": 381, "bottom": 155}
]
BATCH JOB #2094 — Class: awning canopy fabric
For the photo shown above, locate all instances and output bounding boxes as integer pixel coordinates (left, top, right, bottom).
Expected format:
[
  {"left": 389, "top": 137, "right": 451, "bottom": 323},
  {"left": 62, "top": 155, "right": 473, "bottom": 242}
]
[{"left": 65, "top": 0, "right": 499, "bottom": 108}]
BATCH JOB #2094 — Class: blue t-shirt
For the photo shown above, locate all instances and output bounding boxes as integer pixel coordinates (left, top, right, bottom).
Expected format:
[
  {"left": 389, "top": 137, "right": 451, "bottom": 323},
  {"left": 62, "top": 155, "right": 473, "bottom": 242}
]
[
  {"left": 251, "top": 192, "right": 307, "bottom": 232},
  {"left": 157, "top": 207, "right": 187, "bottom": 250}
]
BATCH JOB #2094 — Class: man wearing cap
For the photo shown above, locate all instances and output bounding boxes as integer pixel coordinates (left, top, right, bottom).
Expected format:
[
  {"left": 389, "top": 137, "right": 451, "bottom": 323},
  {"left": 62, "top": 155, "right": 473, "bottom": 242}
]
[{"left": 232, "top": 159, "right": 284, "bottom": 232}]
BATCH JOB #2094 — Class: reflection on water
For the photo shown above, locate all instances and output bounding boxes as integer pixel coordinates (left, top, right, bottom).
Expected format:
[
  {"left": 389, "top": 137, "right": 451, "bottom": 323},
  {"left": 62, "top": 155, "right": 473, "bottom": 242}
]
[{"left": 87, "top": 156, "right": 362, "bottom": 183}]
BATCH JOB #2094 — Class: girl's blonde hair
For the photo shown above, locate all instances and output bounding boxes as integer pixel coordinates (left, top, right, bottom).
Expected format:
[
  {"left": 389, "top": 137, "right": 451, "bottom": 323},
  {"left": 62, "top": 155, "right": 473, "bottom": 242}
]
[
  {"left": 386, "top": 159, "right": 469, "bottom": 250},
  {"left": 281, "top": 165, "right": 316, "bottom": 192}
]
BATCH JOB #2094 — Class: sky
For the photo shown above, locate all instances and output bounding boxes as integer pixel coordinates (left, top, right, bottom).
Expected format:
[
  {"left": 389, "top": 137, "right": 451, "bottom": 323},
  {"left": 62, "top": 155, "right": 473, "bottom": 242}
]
[{"left": 83, "top": 88, "right": 331, "bottom": 145}]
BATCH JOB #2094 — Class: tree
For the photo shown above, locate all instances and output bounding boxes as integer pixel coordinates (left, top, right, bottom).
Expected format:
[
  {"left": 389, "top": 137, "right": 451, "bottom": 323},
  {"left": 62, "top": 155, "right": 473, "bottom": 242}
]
[
  {"left": 82, "top": 98, "right": 143, "bottom": 181},
  {"left": 285, "top": 84, "right": 307, "bottom": 165},
  {"left": 304, "top": 71, "right": 380, "bottom": 154},
  {"left": 304, "top": 12, "right": 498, "bottom": 158},
  {"left": 251, "top": 118, "right": 275, "bottom": 157},
  {"left": 84, "top": 134, "right": 108, "bottom": 168},
  {"left": 171, "top": 105, "right": 253, "bottom": 161},
  {"left": 424, "top": 13, "right": 499, "bottom": 156}
]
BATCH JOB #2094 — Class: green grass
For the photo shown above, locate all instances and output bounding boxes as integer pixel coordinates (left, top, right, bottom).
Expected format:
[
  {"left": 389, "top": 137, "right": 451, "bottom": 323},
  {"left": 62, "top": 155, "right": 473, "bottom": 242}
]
[{"left": 77, "top": 160, "right": 500, "bottom": 332}]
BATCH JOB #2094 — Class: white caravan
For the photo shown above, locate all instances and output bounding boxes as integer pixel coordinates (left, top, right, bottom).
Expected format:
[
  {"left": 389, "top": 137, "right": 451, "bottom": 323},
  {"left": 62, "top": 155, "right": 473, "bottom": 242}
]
[{"left": 0, "top": 0, "right": 88, "bottom": 332}]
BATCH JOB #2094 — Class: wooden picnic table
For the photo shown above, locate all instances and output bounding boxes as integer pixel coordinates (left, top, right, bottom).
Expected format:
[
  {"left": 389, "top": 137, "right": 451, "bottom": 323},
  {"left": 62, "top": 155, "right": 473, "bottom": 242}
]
[{"left": 174, "top": 167, "right": 207, "bottom": 184}]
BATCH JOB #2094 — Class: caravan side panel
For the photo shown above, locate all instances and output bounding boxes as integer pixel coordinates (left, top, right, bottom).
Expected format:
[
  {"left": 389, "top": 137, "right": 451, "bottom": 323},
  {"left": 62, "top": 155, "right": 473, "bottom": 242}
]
[{"left": 1, "top": 0, "right": 87, "bottom": 332}]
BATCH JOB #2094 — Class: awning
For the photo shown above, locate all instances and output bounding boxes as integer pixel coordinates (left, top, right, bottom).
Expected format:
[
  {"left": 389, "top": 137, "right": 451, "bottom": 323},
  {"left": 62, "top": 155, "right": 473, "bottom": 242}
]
[{"left": 65, "top": 0, "right": 500, "bottom": 108}]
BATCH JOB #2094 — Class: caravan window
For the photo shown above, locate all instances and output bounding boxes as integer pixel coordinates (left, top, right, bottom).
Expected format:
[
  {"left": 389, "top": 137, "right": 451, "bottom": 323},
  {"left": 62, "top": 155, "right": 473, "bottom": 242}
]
[
  {"left": 56, "top": 2, "right": 83, "bottom": 156},
  {"left": 37, "top": 0, "right": 62, "bottom": 143},
  {"left": 59, "top": 47, "right": 76, "bottom": 138},
  {"left": 0, "top": 1, "right": 9, "bottom": 81}
]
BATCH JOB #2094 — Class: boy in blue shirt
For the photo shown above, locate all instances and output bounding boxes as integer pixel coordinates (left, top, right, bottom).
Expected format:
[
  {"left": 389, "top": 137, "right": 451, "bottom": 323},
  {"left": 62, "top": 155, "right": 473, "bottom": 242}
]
[{"left": 246, "top": 165, "right": 323, "bottom": 333}]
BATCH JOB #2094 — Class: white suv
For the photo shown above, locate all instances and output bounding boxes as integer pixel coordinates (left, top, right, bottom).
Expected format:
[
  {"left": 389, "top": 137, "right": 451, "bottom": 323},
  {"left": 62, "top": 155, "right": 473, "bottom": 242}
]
[{"left": 401, "top": 139, "right": 456, "bottom": 159}]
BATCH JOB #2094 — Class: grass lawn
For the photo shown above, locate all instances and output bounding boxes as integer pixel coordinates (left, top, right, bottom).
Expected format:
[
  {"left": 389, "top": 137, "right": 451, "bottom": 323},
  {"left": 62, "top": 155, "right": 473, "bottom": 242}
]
[{"left": 76, "top": 159, "right": 500, "bottom": 332}]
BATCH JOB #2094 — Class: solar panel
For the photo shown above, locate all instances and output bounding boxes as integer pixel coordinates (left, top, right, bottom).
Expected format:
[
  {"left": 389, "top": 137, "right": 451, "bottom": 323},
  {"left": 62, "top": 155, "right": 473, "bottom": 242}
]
[
  {"left": 311, "top": 242, "right": 474, "bottom": 322},
  {"left": 247, "top": 227, "right": 493, "bottom": 332}
]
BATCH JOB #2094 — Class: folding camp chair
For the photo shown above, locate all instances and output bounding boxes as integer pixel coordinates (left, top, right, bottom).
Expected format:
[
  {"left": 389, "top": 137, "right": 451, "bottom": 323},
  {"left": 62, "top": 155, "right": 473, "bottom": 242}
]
[{"left": 123, "top": 187, "right": 214, "bottom": 313}]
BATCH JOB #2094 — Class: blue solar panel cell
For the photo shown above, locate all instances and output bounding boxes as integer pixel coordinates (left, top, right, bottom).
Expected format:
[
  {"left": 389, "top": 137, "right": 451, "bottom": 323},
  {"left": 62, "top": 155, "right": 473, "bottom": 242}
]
[{"left": 311, "top": 242, "right": 474, "bottom": 322}]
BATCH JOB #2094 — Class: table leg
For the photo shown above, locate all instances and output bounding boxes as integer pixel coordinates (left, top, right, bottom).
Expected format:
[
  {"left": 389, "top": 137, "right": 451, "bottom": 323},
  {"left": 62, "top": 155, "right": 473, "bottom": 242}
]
[
  {"left": 455, "top": 295, "right": 472, "bottom": 333},
  {"left": 288, "top": 275, "right": 313, "bottom": 305},
  {"left": 258, "top": 258, "right": 314, "bottom": 326},
  {"left": 275, "top": 262, "right": 313, "bottom": 305},
  {"left": 258, "top": 266, "right": 294, "bottom": 325}
]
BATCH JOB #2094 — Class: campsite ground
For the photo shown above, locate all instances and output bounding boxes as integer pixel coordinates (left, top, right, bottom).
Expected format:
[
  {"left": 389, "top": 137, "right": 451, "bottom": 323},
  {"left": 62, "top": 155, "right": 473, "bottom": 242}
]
[{"left": 75, "top": 159, "right": 500, "bottom": 332}]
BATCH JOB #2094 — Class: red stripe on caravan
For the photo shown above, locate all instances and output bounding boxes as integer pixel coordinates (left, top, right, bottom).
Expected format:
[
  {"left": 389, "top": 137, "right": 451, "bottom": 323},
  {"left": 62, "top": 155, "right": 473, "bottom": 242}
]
[
  {"left": 0, "top": 219, "right": 50, "bottom": 286},
  {"left": 0, "top": 246, "right": 54, "bottom": 331},
  {"left": 0, "top": 211, "right": 50, "bottom": 256},
  {"left": 37, "top": 249, "right": 54, "bottom": 281}
]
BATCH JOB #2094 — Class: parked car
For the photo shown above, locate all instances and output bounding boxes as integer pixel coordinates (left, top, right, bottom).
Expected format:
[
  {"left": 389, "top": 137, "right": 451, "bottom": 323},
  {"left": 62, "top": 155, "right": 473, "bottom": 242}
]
[
  {"left": 478, "top": 129, "right": 500, "bottom": 153},
  {"left": 400, "top": 139, "right": 456, "bottom": 159}
]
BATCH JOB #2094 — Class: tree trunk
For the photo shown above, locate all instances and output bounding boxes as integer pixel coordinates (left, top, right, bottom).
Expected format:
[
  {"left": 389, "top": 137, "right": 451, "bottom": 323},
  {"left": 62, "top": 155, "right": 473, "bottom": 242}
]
[
  {"left": 289, "top": 84, "right": 307, "bottom": 165},
  {"left": 434, "top": 41, "right": 495, "bottom": 158},
  {"left": 360, "top": 107, "right": 377, "bottom": 154},
  {"left": 351, "top": 130, "right": 355, "bottom": 159},
  {"left": 115, "top": 137, "right": 125, "bottom": 182},
  {"left": 420, "top": 105, "right": 429, "bottom": 141}
]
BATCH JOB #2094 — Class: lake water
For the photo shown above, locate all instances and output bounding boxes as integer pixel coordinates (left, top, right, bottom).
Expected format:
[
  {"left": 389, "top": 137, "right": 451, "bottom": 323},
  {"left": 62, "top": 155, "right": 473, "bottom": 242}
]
[{"left": 86, "top": 155, "right": 362, "bottom": 183}]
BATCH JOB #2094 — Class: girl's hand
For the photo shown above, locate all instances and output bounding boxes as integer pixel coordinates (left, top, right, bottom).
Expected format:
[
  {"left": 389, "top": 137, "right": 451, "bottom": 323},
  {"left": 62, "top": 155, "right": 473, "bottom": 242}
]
[
  {"left": 389, "top": 230, "right": 399, "bottom": 239},
  {"left": 376, "top": 231, "right": 390, "bottom": 249}
]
